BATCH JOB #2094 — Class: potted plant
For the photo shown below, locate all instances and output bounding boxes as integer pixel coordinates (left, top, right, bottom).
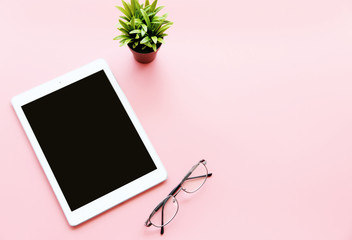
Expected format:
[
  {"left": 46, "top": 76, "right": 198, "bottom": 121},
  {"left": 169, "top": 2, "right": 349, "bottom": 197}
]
[{"left": 114, "top": 0, "right": 173, "bottom": 64}]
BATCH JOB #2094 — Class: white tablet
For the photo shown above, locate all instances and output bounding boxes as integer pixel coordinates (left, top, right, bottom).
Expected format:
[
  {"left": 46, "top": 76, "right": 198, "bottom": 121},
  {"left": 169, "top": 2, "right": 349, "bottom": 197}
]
[{"left": 11, "top": 59, "right": 167, "bottom": 226}]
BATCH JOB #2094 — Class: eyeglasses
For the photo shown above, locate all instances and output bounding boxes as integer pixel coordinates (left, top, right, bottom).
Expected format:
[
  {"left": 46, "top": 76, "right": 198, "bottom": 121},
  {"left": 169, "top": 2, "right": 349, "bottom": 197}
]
[{"left": 145, "top": 160, "right": 212, "bottom": 235}]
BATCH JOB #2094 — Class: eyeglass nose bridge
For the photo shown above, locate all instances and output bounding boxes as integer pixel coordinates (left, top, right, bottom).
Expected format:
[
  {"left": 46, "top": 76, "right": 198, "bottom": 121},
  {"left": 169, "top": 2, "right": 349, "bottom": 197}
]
[
  {"left": 173, "top": 186, "right": 183, "bottom": 197},
  {"left": 171, "top": 179, "right": 196, "bottom": 197}
]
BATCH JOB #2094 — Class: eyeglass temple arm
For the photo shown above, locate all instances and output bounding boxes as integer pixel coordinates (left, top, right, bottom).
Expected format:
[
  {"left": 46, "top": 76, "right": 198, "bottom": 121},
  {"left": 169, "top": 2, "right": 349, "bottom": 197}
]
[
  {"left": 181, "top": 161, "right": 212, "bottom": 182},
  {"left": 160, "top": 199, "right": 167, "bottom": 235},
  {"left": 169, "top": 183, "right": 182, "bottom": 196},
  {"left": 185, "top": 173, "right": 212, "bottom": 180}
]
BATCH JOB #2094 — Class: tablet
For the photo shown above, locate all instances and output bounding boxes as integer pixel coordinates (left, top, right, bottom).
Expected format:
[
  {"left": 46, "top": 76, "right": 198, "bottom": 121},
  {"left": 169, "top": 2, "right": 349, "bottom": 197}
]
[{"left": 11, "top": 59, "right": 167, "bottom": 226}]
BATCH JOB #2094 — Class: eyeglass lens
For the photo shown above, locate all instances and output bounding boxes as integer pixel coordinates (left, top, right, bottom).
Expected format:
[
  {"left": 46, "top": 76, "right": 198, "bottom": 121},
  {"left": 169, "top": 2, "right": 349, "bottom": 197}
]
[
  {"left": 149, "top": 162, "right": 209, "bottom": 227},
  {"left": 149, "top": 196, "right": 178, "bottom": 227},
  {"left": 181, "top": 161, "right": 208, "bottom": 193}
]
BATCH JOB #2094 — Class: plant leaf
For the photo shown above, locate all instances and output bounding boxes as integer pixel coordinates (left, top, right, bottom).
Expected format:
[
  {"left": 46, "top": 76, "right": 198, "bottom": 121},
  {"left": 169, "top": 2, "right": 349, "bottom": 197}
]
[
  {"left": 135, "top": 18, "right": 142, "bottom": 25},
  {"left": 137, "top": 1, "right": 142, "bottom": 10},
  {"left": 124, "top": 38, "right": 132, "bottom": 45},
  {"left": 116, "top": 6, "right": 131, "bottom": 20},
  {"left": 118, "top": 28, "right": 130, "bottom": 35},
  {"left": 157, "top": 37, "right": 165, "bottom": 44},
  {"left": 113, "top": 35, "right": 129, "bottom": 40},
  {"left": 151, "top": 21, "right": 162, "bottom": 33},
  {"left": 145, "top": 0, "right": 150, "bottom": 7},
  {"left": 130, "top": 16, "right": 135, "bottom": 29},
  {"left": 120, "top": 16, "right": 130, "bottom": 22},
  {"left": 140, "top": 9, "right": 151, "bottom": 29},
  {"left": 120, "top": 38, "right": 132, "bottom": 46},
  {"left": 151, "top": 36, "right": 157, "bottom": 44},
  {"left": 152, "top": 43, "right": 157, "bottom": 52},
  {"left": 156, "top": 22, "right": 172, "bottom": 35},
  {"left": 154, "top": 6, "right": 164, "bottom": 15},
  {"left": 140, "top": 36, "right": 151, "bottom": 44},
  {"left": 150, "top": 0, "right": 157, "bottom": 12},
  {"left": 121, "top": 1, "right": 132, "bottom": 17},
  {"left": 148, "top": 6, "right": 164, "bottom": 19},
  {"left": 119, "top": 19, "right": 131, "bottom": 31},
  {"left": 133, "top": 0, "right": 141, "bottom": 11},
  {"left": 141, "top": 28, "right": 146, "bottom": 37},
  {"left": 130, "top": 0, "right": 136, "bottom": 14},
  {"left": 130, "top": 29, "right": 141, "bottom": 34},
  {"left": 144, "top": 5, "right": 151, "bottom": 13},
  {"left": 142, "top": 24, "right": 148, "bottom": 32},
  {"left": 152, "top": 16, "right": 161, "bottom": 21}
]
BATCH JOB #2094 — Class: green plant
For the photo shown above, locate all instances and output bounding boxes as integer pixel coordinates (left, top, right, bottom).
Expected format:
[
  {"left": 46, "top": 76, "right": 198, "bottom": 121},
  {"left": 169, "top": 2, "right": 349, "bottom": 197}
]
[{"left": 114, "top": 0, "right": 173, "bottom": 53}]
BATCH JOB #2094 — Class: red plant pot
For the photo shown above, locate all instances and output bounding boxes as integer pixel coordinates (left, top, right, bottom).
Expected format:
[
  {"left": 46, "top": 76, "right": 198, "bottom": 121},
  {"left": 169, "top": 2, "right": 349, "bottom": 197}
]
[{"left": 128, "top": 44, "right": 161, "bottom": 64}]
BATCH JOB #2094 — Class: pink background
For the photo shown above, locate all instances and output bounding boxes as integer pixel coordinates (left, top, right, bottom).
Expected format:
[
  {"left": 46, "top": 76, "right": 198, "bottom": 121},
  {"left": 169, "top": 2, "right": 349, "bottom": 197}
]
[{"left": 1, "top": 0, "right": 352, "bottom": 239}]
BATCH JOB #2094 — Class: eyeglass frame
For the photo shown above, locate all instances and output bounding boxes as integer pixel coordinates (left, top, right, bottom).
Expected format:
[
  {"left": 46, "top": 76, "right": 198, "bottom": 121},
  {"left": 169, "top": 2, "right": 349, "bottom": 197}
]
[{"left": 145, "top": 159, "right": 213, "bottom": 235}]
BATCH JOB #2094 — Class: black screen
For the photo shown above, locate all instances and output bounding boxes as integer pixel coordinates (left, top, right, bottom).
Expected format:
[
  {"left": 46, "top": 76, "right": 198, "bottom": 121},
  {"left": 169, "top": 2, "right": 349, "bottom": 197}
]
[{"left": 22, "top": 70, "right": 157, "bottom": 211}]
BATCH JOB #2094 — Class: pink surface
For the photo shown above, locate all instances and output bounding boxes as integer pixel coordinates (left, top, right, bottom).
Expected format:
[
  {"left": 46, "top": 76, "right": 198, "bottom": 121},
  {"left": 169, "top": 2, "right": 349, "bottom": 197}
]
[{"left": 1, "top": 0, "right": 352, "bottom": 239}]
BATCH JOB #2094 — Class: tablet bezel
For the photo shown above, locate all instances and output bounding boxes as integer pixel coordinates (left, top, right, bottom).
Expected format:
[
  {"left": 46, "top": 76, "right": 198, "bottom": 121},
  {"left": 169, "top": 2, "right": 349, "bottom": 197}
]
[{"left": 11, "top": 59, "right": 167, "bottom": 226}]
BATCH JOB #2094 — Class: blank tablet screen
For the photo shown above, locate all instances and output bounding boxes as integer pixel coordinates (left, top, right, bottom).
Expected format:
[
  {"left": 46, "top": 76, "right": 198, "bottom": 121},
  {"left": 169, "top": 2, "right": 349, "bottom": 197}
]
[{"left": 22, "top": 70, "right": 157, "bottom": 211}]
